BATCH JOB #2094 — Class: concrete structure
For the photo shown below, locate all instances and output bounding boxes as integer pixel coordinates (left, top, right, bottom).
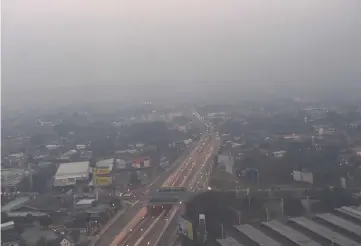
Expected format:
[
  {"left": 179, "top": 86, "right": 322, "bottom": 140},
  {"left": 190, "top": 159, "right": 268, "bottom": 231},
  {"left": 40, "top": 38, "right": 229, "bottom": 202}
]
[
  {"left": 262, "top": 220, "right": 321, "bottom": 246},
  {"left": 76, "top": 144, "right": 86, "bottom": 150},
  {"left": 2, "top": 197, "right": 31, "bottom": 212},
  {"left": 292, "top": 170, "right": 314, "bottom": 184},
  {"left": 218, "top": 153, "right": 235, "bottom": 175},
  {"left": 1, "top": 221, "right": 15, "bottom": 231},
  {"left": 95, "top": 159, "right": 114, "bottom": 171},
  {"left": 1, "top": 169, "right": 27, "bottom": 193},
  {"left": 80, "top": 150, "right": 93, "bottom": 160},
  {"left": 45, "top": 145, "right": 62, "bottom": 150},
  {"left": 75, "top": 199, "right": 96, "bottom": 209},
  {"left": 289, "top": 217, "right": 360, "bottom": 246},
  {"left": 235, "top": 224, "right": 282, "bottom": 246},
  {"left": 53, "top": 162, "right": 90, "bottom": 187},
  {"left": 217, "top": 237, "right": 243, "bottom": 246},
  {"left": 336, "top": 206, "right": 361, "bottom": 222},
  {"left": 7, "top": 153, "right": 24, "bottom": 163},
  {"left": 315, "top": 213, "right": 361, "bottom": 237}
]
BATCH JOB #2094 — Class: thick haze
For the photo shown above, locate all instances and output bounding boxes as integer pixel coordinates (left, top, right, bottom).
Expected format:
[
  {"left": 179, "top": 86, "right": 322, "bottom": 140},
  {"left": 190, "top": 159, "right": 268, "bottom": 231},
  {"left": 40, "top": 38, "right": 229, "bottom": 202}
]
[{"left": 2, "top": 0, "right": 361, "bottom": 109}]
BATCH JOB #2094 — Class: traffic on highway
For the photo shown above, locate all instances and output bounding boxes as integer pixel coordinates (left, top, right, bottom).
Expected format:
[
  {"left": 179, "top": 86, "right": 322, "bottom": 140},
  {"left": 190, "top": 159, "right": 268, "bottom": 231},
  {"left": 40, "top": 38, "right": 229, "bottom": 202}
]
[
  {"left": 90, "top": 109, "right": 219, "bottom": 246},
  {"left": 121, "top": 131, "right": 219, "bottom": 246}
]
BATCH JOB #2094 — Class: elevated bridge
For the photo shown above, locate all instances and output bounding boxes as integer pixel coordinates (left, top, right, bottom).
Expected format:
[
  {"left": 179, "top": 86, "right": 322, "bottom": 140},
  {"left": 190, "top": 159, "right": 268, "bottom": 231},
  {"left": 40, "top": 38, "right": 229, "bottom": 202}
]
[{"left": 146, "top": 187, "right": 203, "bottom": 214}]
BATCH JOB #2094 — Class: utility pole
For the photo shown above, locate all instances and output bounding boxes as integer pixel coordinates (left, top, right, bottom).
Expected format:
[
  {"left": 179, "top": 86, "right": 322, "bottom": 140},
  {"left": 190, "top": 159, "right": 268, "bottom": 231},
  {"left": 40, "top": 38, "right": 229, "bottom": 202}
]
[
  {"left": 237, "top": 211, "right": 241, "bottom": 225},
  {"left": 220, "top": 223, "right": 224, "bottom": 239},
  {"left": 265, "top": 207, "right": 269, "bottom": 221},
  {"left": 27, "top": 162, "right": 33, "bottom": 190},
  {"left": 268, "top": 189, "right": 272, "bottom": 200},
  {"left": 228, "top": 207, "right": 241, "bottom": 225},
  {"left": 281, "top": 198, "right": 284, "bottom": 217}
]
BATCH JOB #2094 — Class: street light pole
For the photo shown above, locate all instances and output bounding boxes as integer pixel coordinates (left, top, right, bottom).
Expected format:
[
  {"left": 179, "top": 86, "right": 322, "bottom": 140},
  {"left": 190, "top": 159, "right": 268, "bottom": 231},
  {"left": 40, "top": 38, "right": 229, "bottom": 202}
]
[
  {"left": 220, "top": 223, "right": 224, "bottom": 239},
  {"left": 265, "top": 207, "right": 269, "bottom": 221}
]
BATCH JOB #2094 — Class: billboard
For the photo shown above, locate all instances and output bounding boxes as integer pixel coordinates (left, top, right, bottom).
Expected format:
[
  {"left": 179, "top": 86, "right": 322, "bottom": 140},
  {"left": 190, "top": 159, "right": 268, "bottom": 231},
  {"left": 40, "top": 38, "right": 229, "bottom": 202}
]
[
  {"left": 93, "top": 175, "right": 112, "bottom": 186},
  {"left": 93, "top": 167, "right": 111, "bottom": 175},
  {"left": 177, "top": 216, "right": 193, "bottom": 240},
  {"left": 53, "top": 177, "right": 76, "bottom": 187},
  {"left": 292, "top": 170, "right": 313, "bottom": 184},
  {"left": 133, "top": 157, "right": 151, "bottom": 168}
]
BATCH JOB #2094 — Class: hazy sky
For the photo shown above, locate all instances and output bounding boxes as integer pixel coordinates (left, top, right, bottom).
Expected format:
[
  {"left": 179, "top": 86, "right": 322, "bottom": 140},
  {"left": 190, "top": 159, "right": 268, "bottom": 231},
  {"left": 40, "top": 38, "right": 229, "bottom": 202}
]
[{"left": 2, "top": 0, "right": 361, "bottom": 108}]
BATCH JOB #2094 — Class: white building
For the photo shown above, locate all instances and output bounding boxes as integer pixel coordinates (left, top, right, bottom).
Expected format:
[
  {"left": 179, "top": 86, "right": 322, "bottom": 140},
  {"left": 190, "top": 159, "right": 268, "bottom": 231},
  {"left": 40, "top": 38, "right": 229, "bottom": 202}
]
[
  {"left": 95, "top": 159, "right": 114, "bottom": 171},
  {"left": 76, "top": 144, "right": 86, "bottom": 150},
  {"left": 272, "top": 150, "right": 286, "bottom": 158},
  {"left": 292, "top": 170, "right": 314, "bottom": 184},
  {"left": 218, "top": 153, "right": 235, "bottom": 175},
  {"left": 53, "top": 162, "right": 90, "bottom": 187},
  {"left": 60, "top": 238, "right": 74, "bottom": 246}
]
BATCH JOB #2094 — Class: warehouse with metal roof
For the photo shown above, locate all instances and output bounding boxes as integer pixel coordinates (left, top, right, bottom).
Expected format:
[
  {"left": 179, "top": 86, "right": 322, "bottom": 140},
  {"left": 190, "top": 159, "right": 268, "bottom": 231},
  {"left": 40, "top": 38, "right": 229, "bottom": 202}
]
[{"left": 53, "top": 161, "right": 90, "bottom": 187}]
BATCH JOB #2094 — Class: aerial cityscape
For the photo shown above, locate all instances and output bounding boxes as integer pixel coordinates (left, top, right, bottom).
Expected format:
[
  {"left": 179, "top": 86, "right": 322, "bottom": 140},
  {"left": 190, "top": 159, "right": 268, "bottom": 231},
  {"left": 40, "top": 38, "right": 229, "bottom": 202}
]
[{"left": 2, "top": 1, "right": 361, "bottom": 246}]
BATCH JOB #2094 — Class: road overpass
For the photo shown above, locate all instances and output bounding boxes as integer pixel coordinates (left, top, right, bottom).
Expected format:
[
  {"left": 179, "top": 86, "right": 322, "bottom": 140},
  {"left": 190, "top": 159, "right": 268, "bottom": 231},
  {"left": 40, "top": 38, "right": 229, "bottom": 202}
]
[
  {"left": 106, "top": 129, "right": 216, "bottom": 246},
  {"left": 120, "top": 132, "right": 219, "bottom": 246},
  {"left": 92, "top": 137, "right": 204, "bottom": 246}
]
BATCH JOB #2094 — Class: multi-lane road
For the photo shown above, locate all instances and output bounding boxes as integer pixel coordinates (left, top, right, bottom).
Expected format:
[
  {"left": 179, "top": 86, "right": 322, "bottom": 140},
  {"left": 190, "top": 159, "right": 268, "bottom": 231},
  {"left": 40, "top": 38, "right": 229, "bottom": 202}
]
[
  {"left": 93, "top": 140, "right": 201, "bottom": 246},
  {"left": 121, "top": 132, "right": 219, "bottom": 246},
  {"left": 99, "top": 131, "right": 215, "bottom": 246},
  {"left": 93, "top": 109, "right": 216, "bottom": 246}
]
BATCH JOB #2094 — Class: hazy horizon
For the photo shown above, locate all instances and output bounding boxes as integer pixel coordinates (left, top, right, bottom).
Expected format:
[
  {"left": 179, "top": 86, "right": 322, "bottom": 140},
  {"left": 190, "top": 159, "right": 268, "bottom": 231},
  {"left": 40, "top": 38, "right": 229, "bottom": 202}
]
[{"left": 2, "top": 0, "right": 361, "bottom": 110}]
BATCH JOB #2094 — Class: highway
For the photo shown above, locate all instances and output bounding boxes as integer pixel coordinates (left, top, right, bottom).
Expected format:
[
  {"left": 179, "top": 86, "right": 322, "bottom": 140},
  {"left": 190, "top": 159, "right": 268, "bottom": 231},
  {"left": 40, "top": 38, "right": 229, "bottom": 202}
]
[
  {"left": 93, "top": 140, "right": 201, "bottom": 246},
  {"left": 125, "top": 132, "right": 219, "bottom": 246},
  {"left": 94, "top": 110, "right": 213, "bottom": 246},
  {"left": 107, "top": 130, "right": 214, "bottom": 246},
  {"left": 151, "top": 134, "right": 219, "bottom": 246}
]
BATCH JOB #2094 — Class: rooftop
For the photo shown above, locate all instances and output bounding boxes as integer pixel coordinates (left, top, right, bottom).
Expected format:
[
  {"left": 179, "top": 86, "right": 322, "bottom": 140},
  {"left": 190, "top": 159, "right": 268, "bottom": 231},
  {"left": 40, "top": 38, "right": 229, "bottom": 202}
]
[
  {"left": 85, "top": 203, "right": 111, "bottom": 214},
  {"left": 8, "top": 153, "right": 24, "bottom": 158},
  {"left": 76, "top": 199, "right": 95, "bottom": 206},
  {"left": 217, "top": 237, "right": 243, "bottom": 246},
  {"left": 1, "top": 221, "right": 15, "bottom": 231},
  {"left": 95, "top": 159, "right": 114, "bottom": 170},
  {"left": 80, "top": 150, "right": 93, "bottom": 158},
  {"left": 2, "top": 196, "right": 31, "bottom": 212},
  {"left": 55, "top": 161, "right": 89, "bottom": 178},
  {"left": 1, "top": 169, "right": 26, "bottom": 180},
  {"left": 1, "top": 169, "right": 27, "bottom": 187},
  {"left": 17, "top": 193, "right": 73, "bottom": 212},
  {"left": 21, "top": 226, "right": 58, "bottom": 245}
]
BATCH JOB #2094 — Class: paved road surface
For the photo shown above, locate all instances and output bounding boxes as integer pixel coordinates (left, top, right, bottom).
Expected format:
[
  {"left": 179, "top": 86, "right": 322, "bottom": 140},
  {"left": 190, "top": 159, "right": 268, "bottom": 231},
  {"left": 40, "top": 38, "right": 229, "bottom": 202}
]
[
  {"left": 130, "top": 133, "right": 219, "bottom": 246},
  {"left": 94, "top": 142, "right": 198, "bottom": 246},
  {"left": 119, "top": 139, "right": 210, "bottom": 246}
]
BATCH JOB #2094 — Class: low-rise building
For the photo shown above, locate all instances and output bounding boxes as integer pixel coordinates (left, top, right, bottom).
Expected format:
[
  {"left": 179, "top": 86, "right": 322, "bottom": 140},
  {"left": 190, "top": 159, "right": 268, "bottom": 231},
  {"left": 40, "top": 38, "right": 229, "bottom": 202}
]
[
  {"left": 217, "top": 153, "right": 235, "bottom": 175},
  {"left": 272, "top": 150, "right": 286, "bottom": 158},
  {"left": 53, "top": 162, "right": 90, "bottom": 187},
  {"left": 80, "top": 151, "right": 93, "bottom": 160},
  {"left": 1, "top": 169, "right": 28, "bottom": 193},
  {"left": 353, "top": 146, "right": 361, "bottom": 156},
  {"left": 6, "top": 153, "right": 24, "bottom": 167}
]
